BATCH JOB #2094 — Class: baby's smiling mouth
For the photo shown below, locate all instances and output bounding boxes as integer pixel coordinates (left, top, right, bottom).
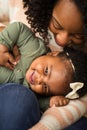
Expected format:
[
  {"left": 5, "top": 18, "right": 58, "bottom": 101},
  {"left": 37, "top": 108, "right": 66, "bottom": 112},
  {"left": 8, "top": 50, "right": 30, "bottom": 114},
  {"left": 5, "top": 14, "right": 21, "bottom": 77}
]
[{"left": 29, "top": 71, "right": 35, "bottom": 85}]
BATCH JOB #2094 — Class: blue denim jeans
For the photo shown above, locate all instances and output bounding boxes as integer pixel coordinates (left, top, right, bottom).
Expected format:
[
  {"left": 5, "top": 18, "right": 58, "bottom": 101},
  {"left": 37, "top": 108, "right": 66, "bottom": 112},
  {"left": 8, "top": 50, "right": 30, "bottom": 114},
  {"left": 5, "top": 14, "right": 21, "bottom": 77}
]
[
  {"left": 0, "top": 83, "right": 87, "bottom": 130},
  {"left": 64, "top": 117, "right": 87, "bottom": 130},
  {"left": 0, "top": 83, "right": 40, "bottom": 130}
]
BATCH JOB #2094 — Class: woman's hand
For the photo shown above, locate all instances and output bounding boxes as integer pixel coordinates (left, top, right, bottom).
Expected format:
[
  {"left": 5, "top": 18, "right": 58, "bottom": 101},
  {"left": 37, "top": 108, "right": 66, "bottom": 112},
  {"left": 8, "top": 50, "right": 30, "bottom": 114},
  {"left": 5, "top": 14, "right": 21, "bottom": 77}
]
[
  {"left": 0, "top": 26, "right": 20, "bottom": 69},
  {"left": 12, "top": 45, "right": 20, "bottom": 62},
  {"left": 0, "top": 44, "right": 17, "bottom": 69}
]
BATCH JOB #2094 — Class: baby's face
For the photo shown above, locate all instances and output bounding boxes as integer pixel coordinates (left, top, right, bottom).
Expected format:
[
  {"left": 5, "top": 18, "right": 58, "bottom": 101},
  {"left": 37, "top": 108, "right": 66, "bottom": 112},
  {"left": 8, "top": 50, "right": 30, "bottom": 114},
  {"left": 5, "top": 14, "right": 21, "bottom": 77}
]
[{"left": 26, "top": 54, "right": 71, "bottom": 96}]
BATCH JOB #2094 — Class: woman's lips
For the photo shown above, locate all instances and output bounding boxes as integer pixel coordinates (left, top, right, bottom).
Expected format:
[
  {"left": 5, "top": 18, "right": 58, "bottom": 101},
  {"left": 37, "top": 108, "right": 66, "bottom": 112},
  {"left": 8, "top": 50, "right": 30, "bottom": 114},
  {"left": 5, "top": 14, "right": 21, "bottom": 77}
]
[{"left": 29, "top": 71, "right": 35, "bottom": 85}]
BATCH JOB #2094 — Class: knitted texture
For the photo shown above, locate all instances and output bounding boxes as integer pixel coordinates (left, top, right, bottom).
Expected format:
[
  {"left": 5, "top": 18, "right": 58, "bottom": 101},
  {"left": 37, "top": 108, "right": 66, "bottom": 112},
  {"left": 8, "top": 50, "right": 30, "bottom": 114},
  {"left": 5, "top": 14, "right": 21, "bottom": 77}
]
[{"left": 30, "top": 95, "right": 87, "bottom": 130}]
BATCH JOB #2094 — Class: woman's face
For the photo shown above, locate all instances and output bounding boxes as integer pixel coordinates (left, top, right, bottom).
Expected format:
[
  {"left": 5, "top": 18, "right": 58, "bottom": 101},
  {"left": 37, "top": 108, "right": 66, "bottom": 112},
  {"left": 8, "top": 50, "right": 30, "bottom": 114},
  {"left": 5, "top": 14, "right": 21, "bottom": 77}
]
[
  {"left": 26, "top": 54, "right": 71, "bottom": 96},
  {"left": 49, "top": 0, "right": 84, "bottom": 47}
]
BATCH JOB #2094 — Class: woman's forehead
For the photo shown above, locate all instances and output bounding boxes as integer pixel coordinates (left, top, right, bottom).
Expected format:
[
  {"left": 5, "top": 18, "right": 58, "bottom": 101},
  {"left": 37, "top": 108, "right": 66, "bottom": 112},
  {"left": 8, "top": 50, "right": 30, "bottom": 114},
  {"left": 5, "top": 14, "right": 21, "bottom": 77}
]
[{"left": 53, "top": 0, "right": 83, "bottom": 32}]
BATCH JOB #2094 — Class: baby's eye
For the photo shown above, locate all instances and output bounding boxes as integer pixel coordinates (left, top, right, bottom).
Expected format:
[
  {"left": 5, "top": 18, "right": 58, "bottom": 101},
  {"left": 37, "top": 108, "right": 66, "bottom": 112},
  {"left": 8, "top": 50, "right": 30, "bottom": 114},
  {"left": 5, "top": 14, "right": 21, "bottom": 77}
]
[
  {"left": 43, "top": 83, "right": 48, "bottom": 89},
  {"left": 43, "top": 83, "right": 49, "bottom": 95},
  {"left": 44, "top": 67, "right": 48, "bottom": 75}
]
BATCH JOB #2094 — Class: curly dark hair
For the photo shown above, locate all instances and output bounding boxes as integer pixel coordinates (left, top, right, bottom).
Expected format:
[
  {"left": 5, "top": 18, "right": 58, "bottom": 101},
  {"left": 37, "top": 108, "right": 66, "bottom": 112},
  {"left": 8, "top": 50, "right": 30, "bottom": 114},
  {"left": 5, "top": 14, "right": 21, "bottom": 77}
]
[
  {"left": 63, "top": 47, "right": 87, "bottom": 97},
  {"left": 23, "top": 0, "right": 87, "bottom": 43},
  {"left": 23, "top": 0, "right": 57, "bottom": 43}
]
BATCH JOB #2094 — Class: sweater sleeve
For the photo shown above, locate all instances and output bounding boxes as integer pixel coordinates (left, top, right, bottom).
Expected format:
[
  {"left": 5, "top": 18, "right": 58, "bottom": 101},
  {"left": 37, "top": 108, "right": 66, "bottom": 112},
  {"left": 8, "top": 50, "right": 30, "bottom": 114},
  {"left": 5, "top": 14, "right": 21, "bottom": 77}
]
[
  {"left": 0, "top": 22, "right": 33, "bottom": 51},
  {"left": 29, "top": 94, "right": 87, "bottom": 130}
]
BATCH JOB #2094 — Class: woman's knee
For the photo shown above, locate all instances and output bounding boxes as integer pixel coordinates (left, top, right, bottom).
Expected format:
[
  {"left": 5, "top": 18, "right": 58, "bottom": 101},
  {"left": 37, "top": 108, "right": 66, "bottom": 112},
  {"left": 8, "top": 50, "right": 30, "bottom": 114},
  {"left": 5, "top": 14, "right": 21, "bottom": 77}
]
[{"left": 0, "top": 83, "right": 40, "bottom": 130}]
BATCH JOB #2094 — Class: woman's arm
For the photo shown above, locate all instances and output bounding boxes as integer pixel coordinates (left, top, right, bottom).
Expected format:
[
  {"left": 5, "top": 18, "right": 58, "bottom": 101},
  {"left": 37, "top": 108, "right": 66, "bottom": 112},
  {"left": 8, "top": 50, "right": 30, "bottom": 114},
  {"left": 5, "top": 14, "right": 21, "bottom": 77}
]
[
  {"left": 0, "top": 44, "right": 17, "bottom": 69},
  {"left": 0, "top": 22, "right": 32, "bottom": 69},
  {"left": 29, "top": 95, "right": 87, "bottom": 130}
]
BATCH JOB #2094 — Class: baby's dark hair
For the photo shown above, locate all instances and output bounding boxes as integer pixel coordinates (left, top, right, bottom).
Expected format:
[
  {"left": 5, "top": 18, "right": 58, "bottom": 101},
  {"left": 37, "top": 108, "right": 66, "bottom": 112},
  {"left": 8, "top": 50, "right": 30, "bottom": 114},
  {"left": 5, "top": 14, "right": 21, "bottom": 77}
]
[
  {"left": 23, "top": 0, "right": 87, "bottom": 43},
  {"left": 59, "top": 47, "right": 87, "bottom": 97}
]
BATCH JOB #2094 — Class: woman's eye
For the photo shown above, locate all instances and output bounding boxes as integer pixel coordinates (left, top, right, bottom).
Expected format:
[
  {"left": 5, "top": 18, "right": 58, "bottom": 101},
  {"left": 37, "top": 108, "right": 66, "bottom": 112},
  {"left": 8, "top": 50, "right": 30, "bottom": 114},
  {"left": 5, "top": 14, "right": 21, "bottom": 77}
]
[
  {"left": 74, "top": 34, "right": 84, "bottom": 40},
  {"left": 52, "top": 20, "right": 62, "bottom": 30},
  {"left": 52, "top": 16, "right": 62, "bottom": 30},
  {"left": 44, "top": 67, "right": 48, "bottom": 75}
]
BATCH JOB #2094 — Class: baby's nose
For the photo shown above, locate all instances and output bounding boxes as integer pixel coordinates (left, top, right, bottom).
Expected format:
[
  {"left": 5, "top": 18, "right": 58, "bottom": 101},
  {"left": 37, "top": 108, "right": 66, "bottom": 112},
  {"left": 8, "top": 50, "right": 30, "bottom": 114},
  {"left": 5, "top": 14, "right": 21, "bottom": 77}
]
[{"left": 36, "top": 75, "right": 44, "bottom": 85}]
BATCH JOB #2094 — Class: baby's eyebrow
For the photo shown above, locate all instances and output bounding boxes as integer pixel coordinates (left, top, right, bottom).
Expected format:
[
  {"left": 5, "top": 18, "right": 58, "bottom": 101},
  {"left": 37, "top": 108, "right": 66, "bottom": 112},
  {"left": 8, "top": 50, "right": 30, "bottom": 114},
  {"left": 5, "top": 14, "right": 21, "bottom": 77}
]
[
  {"left": 48, "top": 65, "right": 55, "bottom": 95},
  {"left": 49, "top": 65, "right": 52, "bottom": 79}
]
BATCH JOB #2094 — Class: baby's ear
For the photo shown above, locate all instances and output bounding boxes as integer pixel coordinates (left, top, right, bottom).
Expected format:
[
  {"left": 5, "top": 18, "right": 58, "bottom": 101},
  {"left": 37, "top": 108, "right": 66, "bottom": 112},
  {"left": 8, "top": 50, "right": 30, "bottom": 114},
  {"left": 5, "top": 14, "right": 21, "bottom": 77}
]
[{"left": 47, "top": 51, "right": 59, "bottom": 56}]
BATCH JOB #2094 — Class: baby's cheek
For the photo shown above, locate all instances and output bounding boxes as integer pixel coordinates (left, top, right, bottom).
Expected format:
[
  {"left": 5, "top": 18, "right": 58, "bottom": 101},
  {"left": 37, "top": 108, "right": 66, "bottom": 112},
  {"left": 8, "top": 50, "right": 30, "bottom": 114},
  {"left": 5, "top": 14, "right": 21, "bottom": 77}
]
[{"left": 30, "top": 85, "right": 43, "bottom": 94}]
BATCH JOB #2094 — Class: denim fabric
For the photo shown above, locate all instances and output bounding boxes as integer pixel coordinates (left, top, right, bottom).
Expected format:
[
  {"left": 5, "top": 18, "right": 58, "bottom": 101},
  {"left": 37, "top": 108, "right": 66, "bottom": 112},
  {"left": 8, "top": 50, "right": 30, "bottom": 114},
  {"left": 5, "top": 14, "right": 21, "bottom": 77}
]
[
  {"left": 0, "top": 83, "right": 40, "bottom": 130},
  {"left": 64, "top": 117, "right": 87, "bottom": 130}
]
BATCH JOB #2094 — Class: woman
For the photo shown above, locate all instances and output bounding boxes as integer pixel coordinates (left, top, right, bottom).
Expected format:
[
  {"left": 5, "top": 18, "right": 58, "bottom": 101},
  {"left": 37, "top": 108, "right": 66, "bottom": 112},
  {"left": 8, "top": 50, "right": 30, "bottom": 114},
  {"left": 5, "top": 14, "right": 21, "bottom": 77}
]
[{"left": 23, "top": 0, "right": 87, "bottom": 52}]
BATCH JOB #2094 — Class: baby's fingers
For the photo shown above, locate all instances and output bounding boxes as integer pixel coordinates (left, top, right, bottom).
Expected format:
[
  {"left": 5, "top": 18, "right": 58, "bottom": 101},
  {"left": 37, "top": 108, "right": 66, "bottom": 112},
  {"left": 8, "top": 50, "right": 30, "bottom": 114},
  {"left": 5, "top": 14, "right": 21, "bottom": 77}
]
[
  {"left": 8, "top": 54, "right": 17, "bottom": 66},
  {"left": 58, "top": 98, "right": 69, "bottom": 106}
]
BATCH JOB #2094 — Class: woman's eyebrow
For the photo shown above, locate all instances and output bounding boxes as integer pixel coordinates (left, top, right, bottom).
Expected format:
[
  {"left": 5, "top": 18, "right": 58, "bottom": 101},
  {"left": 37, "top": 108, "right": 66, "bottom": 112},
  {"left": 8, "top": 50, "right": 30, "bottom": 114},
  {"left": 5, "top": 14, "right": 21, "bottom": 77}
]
[{"left": 52, "top": 16, "right": 63, "bottom": 28}]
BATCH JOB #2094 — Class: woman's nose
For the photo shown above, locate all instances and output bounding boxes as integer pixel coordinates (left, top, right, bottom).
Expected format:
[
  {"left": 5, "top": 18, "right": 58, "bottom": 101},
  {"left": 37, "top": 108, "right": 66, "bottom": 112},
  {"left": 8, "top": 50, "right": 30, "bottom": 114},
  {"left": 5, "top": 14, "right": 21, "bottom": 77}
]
[{"left": 54, "top": 31, "right": 71, "bottom": 47}]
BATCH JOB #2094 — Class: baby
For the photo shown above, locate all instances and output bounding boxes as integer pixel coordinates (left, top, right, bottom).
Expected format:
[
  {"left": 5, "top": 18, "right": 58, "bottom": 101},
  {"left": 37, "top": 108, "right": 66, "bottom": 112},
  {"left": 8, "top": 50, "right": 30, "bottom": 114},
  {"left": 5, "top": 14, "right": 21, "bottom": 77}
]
[{"left": 0, "top": 22, "right": 87, "bottom": 108}]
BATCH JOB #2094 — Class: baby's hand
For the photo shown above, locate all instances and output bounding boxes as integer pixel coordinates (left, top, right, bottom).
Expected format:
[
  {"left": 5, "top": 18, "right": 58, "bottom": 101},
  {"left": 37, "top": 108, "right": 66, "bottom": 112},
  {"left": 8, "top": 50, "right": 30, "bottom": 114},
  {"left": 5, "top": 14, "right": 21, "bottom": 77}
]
[
  {"left": 49, "top": 96, "right": 69, "bottom": 107},
  {"left": 0, "top": 44, "right": 17, "bottom": 69}
]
